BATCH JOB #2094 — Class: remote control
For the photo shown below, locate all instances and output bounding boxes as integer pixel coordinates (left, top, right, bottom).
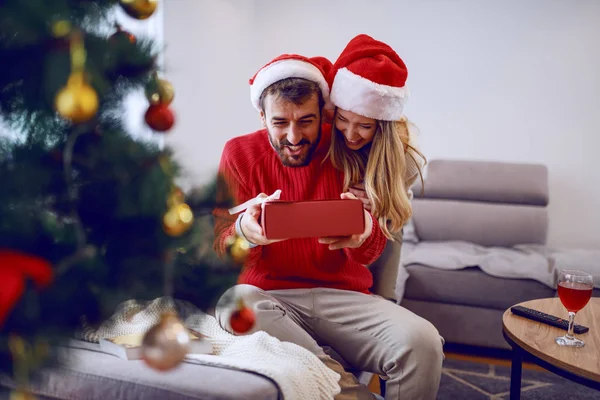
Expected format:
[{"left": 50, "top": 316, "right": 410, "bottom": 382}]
[{"left": 511, "top": 306, "right": 589, "bottom": 334}]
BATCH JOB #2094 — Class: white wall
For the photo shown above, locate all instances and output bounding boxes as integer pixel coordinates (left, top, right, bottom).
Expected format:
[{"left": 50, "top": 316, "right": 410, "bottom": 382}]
[
  {"left": 116, "top": 2, "right": 165, "bottom": 143},
  {"left": 163, "top": 0, "right": 260, "bottom": 184},
  {"left": 164, "top": 0, "right": 600, "bottom": 250}
]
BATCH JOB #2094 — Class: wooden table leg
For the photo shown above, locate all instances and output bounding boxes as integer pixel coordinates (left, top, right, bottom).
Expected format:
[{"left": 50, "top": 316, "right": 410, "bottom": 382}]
[{"left": 510, "top": 348, "right": 522, "bottom": 400}]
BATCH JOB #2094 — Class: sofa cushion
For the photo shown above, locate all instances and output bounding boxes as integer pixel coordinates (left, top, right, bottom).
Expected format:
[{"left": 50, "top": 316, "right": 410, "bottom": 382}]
[
  {"left": 403, "top": 265, "right": 555, "bottom": 310},
  {"left": 412, "top": 199, "right": 548, "bottom": 246},
  {"left": 401, "top": 299, "right": 510, "bottom": 349},
  {"left": 414, "top": 159, "right": 549, "bottom": 206}
]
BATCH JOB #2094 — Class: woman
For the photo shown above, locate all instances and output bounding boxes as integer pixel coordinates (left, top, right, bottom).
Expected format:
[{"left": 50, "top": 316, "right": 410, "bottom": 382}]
[{"left": 327, "top": 34, "right": 426, "bottom": 241}]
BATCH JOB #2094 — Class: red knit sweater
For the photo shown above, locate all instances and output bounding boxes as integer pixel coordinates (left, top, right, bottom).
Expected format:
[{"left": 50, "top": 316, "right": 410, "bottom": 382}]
[{"left": 214, "top": 126, "right": 386, "bottom": 293}]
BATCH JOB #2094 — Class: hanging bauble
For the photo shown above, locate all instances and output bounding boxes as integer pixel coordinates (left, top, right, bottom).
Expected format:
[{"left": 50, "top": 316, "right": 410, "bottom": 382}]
[
  {"left": 51, "top": 19, "right": 72, "bottom": 38},
  {"left": 109, "top": 24, "right": 137, "bottom": 45},
  {"left": 10, "top": 389, "right": 37, "bottom": 400},
  {"left": 145, "top": 78, "right": 175, "bottom": 105},
  {"left": 225, "top": 235, "right": 250, "bottom": 264},
  {"left": 55, "top": 71, "right": 98, "bottom": 124},
  {"left": 229, "top": 299, "right": 256, "bottom": 334},
  {"left": 119, "top": 0, "right": 158, "bottom": 20},
  {"left": 163, "top": 203, "right": 194, "bottom": 237},
  {"left": 141, "top": 312, "right": 190, "bottom": 371},
  {"left": 145, "top": 103, "right": 175, "bottom": 132}
]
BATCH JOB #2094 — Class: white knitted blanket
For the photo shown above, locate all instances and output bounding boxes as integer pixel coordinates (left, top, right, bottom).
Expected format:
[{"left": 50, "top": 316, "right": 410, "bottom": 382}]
[{"left": 79, "top": 297, "right": 340, "bottom": 400}]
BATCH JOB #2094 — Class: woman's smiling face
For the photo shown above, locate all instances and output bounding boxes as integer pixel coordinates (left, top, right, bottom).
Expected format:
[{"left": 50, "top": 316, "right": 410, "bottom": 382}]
[{"left": 334, "top": 109, "right": 377, "bottom": 150}]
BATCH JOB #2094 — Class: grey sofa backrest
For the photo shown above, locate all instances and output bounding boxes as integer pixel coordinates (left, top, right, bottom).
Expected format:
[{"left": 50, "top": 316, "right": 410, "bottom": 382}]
[{"left": 411, "top": 159, "right": 549, "bottom": 247}]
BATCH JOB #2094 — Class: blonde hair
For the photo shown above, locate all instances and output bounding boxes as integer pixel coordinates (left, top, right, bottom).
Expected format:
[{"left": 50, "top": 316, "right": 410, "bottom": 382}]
[{"left": 328, "top": 114, "right": 426, "bottom": 240}]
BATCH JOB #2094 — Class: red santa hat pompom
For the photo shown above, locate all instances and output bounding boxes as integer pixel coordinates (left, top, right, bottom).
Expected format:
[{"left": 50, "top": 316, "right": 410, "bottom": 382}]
[
  {"left": 249, "top": 54, "right": 333, "bottom": 111},
  {"left": 329, "top": 34, "right": 409, "bottom": 121}
]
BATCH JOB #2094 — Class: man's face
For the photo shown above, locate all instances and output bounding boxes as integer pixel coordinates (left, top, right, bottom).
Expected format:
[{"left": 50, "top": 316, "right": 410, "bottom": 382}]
[{"left": 260, "top": 94, "right": 321, "bottom": 167}]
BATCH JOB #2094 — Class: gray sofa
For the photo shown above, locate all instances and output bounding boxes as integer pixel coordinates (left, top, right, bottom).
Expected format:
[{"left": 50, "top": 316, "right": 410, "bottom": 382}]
[
  {"left": 399, "top": 159, "right": 598, "bottom": 350},
  {"left": 0, "top": 340, "right": 280, "bottom": 399}
]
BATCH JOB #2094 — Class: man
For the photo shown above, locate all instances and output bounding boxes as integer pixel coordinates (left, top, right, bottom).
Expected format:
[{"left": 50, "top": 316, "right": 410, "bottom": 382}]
[{"left": 213, "top": 54, "right": 443, "bottom": 400}]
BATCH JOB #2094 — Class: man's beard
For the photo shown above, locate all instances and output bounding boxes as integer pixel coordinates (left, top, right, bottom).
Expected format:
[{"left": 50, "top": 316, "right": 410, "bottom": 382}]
[{"left": 269, "top": 126, "right": 321, "bottom": 167}]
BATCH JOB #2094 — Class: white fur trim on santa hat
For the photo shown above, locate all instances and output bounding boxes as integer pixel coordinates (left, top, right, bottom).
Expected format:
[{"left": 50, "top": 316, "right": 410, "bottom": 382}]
[
  {"left": 250, "top": 59, "right": 330, "bottom": 110},
  {"left": 330, "top": 67, "right": 409, "bottom": 121}
]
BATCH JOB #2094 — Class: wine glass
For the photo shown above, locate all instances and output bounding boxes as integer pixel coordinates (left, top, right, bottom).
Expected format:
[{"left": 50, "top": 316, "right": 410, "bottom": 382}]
[{"left": 555, "top": 269, "right": 594, "bottom": 347}]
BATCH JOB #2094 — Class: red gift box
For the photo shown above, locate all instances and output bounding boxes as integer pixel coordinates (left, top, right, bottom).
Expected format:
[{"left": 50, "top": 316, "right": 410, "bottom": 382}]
[{"left": 261, "top": 199, "right": 365, "bottom": 240}]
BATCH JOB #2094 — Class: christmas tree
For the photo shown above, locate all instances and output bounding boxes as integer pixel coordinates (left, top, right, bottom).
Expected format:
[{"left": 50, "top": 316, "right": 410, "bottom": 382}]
[{"left": 0, "top": 0, "right": 242, "bottom": 383}]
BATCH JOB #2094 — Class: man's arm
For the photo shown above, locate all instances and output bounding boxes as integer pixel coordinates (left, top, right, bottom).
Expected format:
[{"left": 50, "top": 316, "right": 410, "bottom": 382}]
[{"left": 213, "top": 145, "right": 260, "bottom": 258}]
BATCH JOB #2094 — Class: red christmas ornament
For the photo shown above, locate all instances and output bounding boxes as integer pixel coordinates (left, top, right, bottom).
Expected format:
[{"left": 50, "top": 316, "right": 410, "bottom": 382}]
[
  {"left": 229, "top": 300, "right": 256, "bottom": 334},
  {"left": 145, "top": 103, "right": 175, "bottom": 132},
  {"left": 110, "top": 30, "right": 137, "bottom": 45},
  {"left": 109, "top": 24, "right": 137, "bottom": 45},
  {"left": 0, "top": 250, "right": 53, "bottom": 326}
]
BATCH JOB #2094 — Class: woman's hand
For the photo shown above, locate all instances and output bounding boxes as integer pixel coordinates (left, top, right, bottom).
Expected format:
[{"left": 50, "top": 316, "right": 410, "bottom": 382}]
[
  {"left": 318, "top": 192, "right": 373, "bottom": 250},
  {"left": 348, "top": 183, "right": 372, "bottom": 211}
]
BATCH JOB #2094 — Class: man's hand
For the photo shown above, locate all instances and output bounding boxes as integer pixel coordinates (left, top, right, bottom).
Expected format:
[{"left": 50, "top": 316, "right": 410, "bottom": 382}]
[
  {"left": 240, "top": 193, "right": 286, "bottom": 246},
  {"left": 318, "top": 192, "right": 373, "bottom": 250},
  {"left": 348, "top": 183, "right": 372, "bottom": 211}
]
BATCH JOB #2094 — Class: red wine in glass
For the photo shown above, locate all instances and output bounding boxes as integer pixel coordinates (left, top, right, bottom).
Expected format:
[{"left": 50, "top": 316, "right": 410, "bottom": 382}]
[
  {"left": 556, "top": 270, "right": 594, "bottom": 347},
  {"left": 558, "top": 281, "right": 593, "bottom": 312}
]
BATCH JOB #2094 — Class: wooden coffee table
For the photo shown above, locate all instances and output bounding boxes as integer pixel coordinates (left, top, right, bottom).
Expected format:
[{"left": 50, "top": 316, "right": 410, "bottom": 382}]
[{"left": 503, "top": 297, "right": 600, "bottom": 399}]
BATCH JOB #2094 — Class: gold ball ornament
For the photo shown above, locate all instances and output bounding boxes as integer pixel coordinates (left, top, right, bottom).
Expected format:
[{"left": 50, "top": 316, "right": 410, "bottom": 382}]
[
  {"left": 51, "top": 20, "right": 72, "bottom": 38},
  {"left": 119, "top": 0, "right": 158, "bottom": 20},
  {"left": 163, "top": 203, "right": 194, "bottom": 236},
  {"left": 10, "top": 390, "right": 37, "bottom": 400},
  {"left": 146, "top": 78, "right": 175, "bottom": 105},
  {"left": 141, "top": 312, "right": 190, "bottom": 371},
  {"left": 55, "top": 72, "right": 98, "bottom": 123},
  {"left": 225, "top": 235, "right": 251, "bottom": 264}
]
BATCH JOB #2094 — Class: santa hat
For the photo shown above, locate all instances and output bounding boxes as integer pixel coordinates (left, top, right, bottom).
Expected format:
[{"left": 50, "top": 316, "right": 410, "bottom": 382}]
[
  {"left": 329, "top": 34, "right": 409, "bottom": 121},
  {"left": 249, "top": 54, "right": 332, "bottom": 110}
]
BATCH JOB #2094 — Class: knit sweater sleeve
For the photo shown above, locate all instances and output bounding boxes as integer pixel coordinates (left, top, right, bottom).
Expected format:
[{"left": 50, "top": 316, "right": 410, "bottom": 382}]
[
  {"left": 213, "top": 141, "right": 262, "bottom": 263},
  {"left": 343, "top": 210, "right": 387, "bottom": 265}
]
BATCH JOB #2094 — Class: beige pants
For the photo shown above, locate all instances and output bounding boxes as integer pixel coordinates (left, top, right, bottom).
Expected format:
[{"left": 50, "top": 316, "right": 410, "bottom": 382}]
[{"left": 216, "top": 285, "right": 444, "bottom": 400}]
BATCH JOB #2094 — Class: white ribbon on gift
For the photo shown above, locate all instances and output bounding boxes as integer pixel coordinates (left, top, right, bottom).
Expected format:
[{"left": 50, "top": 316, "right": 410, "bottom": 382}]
[{"left": 228, "top": 190, "right": 282, "bottom": 215}]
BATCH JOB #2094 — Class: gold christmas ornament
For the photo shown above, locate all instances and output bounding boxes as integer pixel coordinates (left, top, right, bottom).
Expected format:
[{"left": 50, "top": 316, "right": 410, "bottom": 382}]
[
  {"left": 8, "top": 336, "right": 40, "bottom": 400},
  {"left": 146, "top": 78, "right": 175, "bottom": 105},
  {"left": 55, "top": 71, "right": 98, "bottom": 123},
  {"left": 163, "top": 187, "right": 193, "bottom": 236},
  {"left": 10, "top": 390, "right": 37, "bottom": 400},
  {"left": 141, "top": 312, "right": 190, "bottom": 371},
  {"left": 226, "top": 235, "right": 250, "bottom": 264},
  {"left": 51, "top": 20, "right": 72, "bottom": 38},
  {"left": 119, "top": 0, "right": 158, "bottom": 20},
  {"left": 55, "top": 30, "right": 98, "bottom": 123},
  {"left": 163, "top": 203, "right": 194, "bottom": 236}
]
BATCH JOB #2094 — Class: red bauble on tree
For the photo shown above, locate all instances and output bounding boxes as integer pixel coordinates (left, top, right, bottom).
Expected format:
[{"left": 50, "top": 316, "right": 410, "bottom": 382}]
[
  {"left": 229, "top": 299, "right": 256, "bottom": 334},
  {"left": 145, "top": 103, "right": 175, "bottom": 132},
  {"left": 109, "top": 24, "right": 137, "bottom": 45}
]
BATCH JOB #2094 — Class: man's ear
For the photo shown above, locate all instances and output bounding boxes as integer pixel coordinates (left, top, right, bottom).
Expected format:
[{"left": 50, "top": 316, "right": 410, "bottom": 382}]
[{"left": 259, "top": 110, "right": 267, "bottom": 128}]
